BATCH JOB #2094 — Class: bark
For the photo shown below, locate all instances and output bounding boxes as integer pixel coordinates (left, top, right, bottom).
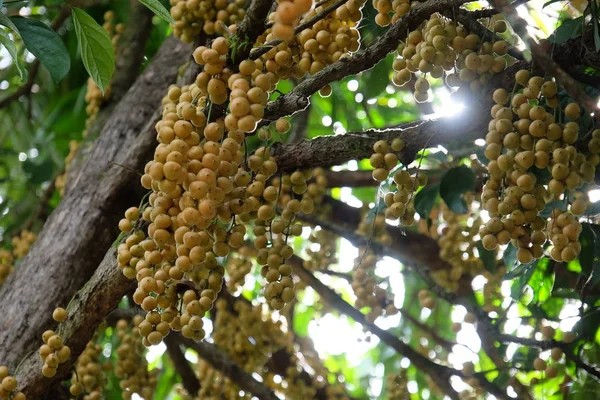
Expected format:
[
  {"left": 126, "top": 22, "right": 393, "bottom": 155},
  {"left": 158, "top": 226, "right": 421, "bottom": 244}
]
[
  {"left": 13, "top": 248, "right": 135, "bottom": 397},
  {"left": 0, "top": 37, "right": 193, "bottom": 373}
]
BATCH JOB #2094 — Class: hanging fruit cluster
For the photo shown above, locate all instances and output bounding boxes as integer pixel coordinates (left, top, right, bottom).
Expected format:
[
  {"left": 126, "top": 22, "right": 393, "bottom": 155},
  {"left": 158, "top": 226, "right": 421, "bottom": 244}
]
[
  {"left": 481, "top": 71, "right": 599, "bottom": 263},
  {"left": 392, "top": 14, "right": 511, "bottom": 102}
]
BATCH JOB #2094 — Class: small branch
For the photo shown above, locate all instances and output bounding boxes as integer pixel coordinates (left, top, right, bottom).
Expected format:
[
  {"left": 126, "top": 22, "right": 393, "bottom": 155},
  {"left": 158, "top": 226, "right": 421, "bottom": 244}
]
[
  {"left": 320, "top": 170, "right": 376, "bottom": 187},
  {"left": 496, "top": 334, "right": 600, "bottom": 380},
  {"left": 314, "top": 269, "right": 352, "bottom": 281},
  {"left": 270, "top": 117, "right": 486, "bottom": 172},
  {"left": 179, "top": 334, "right": 280, "bottom": 400},
  {"left": 262, "top": 0, "right": 472, "bottom": 120},
  {"left": 491, "top": 0, "right": 599, "bottom": 116},
  {"left": 398, "top": 308, "right": 457, "bottom": 352},
  {"left": 290, "top": 256, "right": 512, "bottom": 400},
  {"left": 234, "top": 0, "right": 273, "bottom": 63},
  {"left": 164, "top": 334, "right": 201, "bottom": 396}
]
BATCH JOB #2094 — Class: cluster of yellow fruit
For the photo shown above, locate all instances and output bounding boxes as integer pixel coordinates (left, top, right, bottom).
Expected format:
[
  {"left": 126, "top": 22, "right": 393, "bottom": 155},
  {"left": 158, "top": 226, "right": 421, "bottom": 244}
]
[
  {"left": 255, "top": 0, "right": 364, "bottom": 95},
  {"left": 272, "top": 0, "right": 312, "bottom": 40},
  {"left": 392, "top": 14, "right": 511, "bottom": 102},
  {"left": 352, "top": 214, "right": 399, "bottom": 322},
  {"left": 117, "top": 33, "right": 326, "bottom": 341},
  {"left": 55, "top": 141, "right": 79, "bottom": 196},
  {"left": 0, "top": 249, "right": 13, "bottom": 287},
  {"left": 433, "top": 202, "right": 484, "bottom": 291},
  {"left": 373, "top": 0, "right": 411, "bottom": 26},
  {"left": 213, "top": 299, "right": 287, "bottom": 370},
  {"left": 0, "top": 366, "right": 25, "bottom": 400},
  {"left": 170, "top": 0, "right": 246, "bottom": 42},
  {"left": 39, "top": 308, "right": 70, "bottom": 379},
  {"left": 370, "top": 138, "right": 424, "bottom": 225},
  {"left": 480, "top": 72, "right": 599, "bottom": 263},
  {"left": 115, "top": 317, "right": 158, "bottom": 399},
  {"left": 0, "top": 230, "right": 37, "bottom": 286},
  {"left": 303, "top": 227, "right": 338, "bottom": 270},
  {"left": 69, "top": 339, "right": 104, "bottom": 399},
  {"left": 39, "top": 331, "right": 70, "bottom": 378},
  {"left": 11, "top": 230, "right": 36, "bottom": 259}
]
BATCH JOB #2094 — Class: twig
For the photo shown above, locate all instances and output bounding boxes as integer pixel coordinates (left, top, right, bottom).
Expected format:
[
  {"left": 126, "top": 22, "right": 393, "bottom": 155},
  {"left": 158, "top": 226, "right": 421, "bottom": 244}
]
[
  {"left": 496, "top": 334, "right": 600, "bottom": 379},
  {"left": 290, "top": 256, "right": 511, "bottom": 400},
  {"left": 164, "top": 334, "right": 202, "bottom": 396}
]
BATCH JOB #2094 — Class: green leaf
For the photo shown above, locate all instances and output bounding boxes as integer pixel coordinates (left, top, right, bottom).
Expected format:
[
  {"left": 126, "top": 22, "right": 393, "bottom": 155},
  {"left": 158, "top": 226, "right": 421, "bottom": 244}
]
[
  {"left": 72, "top": 8, "right": 115, "bottom": 94},
  {"left": 509, "top": 260, "right": 538, "bottom": 300},
  {"left": 439, "top": 165, "right": 475, "bottom": 214},
  {"left": 137, "top": 0, "right": 175, "bottom": 24},
  {"left": 550, "top": 17, "right": 584, "bottom": 43},
  {"left": 0, "top": 29, "right": 26, "bottom": 80},
  {"left": 477, "top": 242, "right": 497, "bottom": 273},
  {"left": 10, "top": 17, "right": 70, "bottom": 82},
  {"left": 0, "top": 12, "right": 19, "bottom": 33},
  {"left": 360, "top": 54, "right": 392, "bottom": 99},
  {"left": 22, "top": 157, "right": 55, "bottom": 184},
  {"left": 414, "top": 182, "right": 439, "bottom": 219}
]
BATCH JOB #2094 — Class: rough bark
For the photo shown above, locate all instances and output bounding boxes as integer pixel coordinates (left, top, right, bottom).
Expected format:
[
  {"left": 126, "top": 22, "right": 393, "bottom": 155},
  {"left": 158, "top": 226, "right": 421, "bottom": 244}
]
[
  {"left": 0, "top": 37, "right": 193, "bottom": 372},
  {"left": 13, "top": 248, "right": 135, "bottom": 397}
]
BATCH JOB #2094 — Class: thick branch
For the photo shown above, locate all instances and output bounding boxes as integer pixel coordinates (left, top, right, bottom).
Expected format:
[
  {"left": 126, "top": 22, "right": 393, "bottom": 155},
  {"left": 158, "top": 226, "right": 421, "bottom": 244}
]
[
  {"left": 180, "top": 335, "right": 280, "bottom": 400},
  {"left": 271, "top": 117, "right": 486, "bottom": 172},
  {"left": 164, "top": 334, "right": 202, "bottom": 396},
  {"left": 14, "top": 248, "right": 135, "bottom": 397},
  {"left": 0, "top": 37, "right": 193, "bottom": 372}
]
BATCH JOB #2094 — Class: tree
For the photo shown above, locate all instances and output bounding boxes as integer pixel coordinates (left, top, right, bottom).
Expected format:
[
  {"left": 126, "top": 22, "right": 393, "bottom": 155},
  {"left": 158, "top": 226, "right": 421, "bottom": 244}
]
[{"left": 0, "top": 0, "right": 599, "bottom": 398}]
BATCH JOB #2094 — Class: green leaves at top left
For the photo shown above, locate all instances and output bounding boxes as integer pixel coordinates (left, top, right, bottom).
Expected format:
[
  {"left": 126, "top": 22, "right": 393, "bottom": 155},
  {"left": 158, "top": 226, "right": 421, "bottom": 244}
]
[{"left": 11, "top": 17, "right": 71, "bottom": 82}]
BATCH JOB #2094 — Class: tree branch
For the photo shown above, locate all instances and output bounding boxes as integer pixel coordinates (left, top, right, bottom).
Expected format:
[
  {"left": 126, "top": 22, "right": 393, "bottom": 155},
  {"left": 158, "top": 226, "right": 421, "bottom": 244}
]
[
  {"left": 0, "top": 37, "right": 194, "bottom": 373},
  {"left": 262, "top": 0, "right": 472, "bottom": 121},
  {"left": 290, "top": 256, "right": 512, "bottom": 400},
  {"left": 235, "top": 0, "right": 273, "bottom": 63},
  {"left": 496, "top": 334, "right": 600, "bottom": 380},
  {"left": 164, "top": 334, "right": 202, "bottom": 396},
  {"left": 179, "top": 334, "right": 281, "bottom": 400}
]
